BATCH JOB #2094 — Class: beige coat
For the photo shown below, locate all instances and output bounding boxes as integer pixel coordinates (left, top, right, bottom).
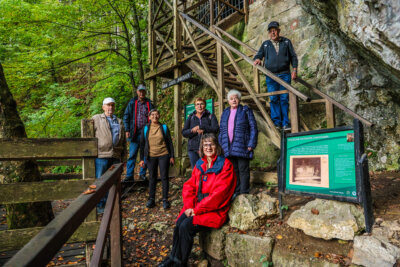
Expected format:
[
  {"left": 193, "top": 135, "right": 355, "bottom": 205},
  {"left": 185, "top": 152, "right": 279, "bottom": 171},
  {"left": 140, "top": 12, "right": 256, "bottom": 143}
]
[{"left": 92, "top": 113, "right": 125, "bottom": 159}]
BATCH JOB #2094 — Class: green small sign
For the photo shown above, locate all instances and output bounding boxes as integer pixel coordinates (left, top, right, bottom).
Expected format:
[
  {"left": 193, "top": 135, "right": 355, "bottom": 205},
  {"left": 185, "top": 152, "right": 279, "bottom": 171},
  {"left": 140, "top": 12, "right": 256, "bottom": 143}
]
[
  {"left": 285, "top": 129, "right": 357, "bottom": 198},
  {"left": 184, "top": 99, "right": 214, "bottom": 120}
]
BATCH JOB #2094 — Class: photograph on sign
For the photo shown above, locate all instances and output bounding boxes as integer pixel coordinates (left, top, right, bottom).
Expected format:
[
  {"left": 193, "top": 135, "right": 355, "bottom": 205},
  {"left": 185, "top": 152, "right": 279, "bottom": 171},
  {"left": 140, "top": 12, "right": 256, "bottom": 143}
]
[{"left": 289, "top": 155, "right": 329, "bottom": 188}]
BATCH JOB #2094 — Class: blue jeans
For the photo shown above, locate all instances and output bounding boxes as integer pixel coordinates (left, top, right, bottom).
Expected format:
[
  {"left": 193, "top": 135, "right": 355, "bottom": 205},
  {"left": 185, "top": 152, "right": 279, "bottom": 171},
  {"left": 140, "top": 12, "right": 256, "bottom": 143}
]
[
  {"left": 126, "top": 132, "right": 147, "bottom": 178},
  {"left": 266, "top": 73, "right": 291, "bottom": 127},
  {"left": 188, "top": 150, "right": 200, "bottom": 169},
  {"left": 95, "top": 158, "right": 120, "bottom": 208}
]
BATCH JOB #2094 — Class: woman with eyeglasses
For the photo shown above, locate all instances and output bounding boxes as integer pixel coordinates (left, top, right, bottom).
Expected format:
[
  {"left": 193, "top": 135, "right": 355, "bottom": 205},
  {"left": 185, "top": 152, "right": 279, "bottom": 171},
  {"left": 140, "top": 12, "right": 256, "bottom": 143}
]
[
  {"left": 139, "top": 109, "right": 174, "bottom": 209},
  {"left": 182, "top": 97, "right": 219, "bottom": 169},
  {"left": 158, "top": 133, "right": 236, "bottom": 267}
]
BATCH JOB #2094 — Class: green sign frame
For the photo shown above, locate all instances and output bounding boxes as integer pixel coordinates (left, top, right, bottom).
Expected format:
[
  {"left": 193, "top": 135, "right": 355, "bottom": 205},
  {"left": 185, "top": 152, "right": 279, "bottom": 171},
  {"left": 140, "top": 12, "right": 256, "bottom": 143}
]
[
  {"left": 278, "top": 119, "right": 373, "bottom": 232},
  {"left": 184, "top": 99, "right": 214, "bottom": 120}
]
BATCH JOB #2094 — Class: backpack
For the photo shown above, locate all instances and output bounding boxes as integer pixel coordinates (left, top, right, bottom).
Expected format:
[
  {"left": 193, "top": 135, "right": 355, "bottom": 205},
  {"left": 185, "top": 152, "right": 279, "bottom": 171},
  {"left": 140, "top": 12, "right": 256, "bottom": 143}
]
[{"left": 143, "top": 124, "right": 168, "bottom": 137}]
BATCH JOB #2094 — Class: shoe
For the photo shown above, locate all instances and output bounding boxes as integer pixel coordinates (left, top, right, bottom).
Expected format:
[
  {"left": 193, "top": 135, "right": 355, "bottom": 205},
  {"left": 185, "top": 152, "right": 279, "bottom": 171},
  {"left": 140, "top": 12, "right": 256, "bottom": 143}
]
[
  {"left": 123, "top": 176, "right": 134, "bottom": 183},
  {"left": 163, "top": 199, "right": 171, "bottom": 209},
  {"left": 97, "top": 206, "right": 105, "bottom": 214},
  {"left": 231, "top": 193, "right": 238, "bottom": 201},
  {"left": 139, "top": 174, "right": 147, "bottom": 181},
  {"left": 146, "top": 198, "right": 155, "bottom": 208},
  {"left": 283, "top": 125, "right": 291, "bottom": 132},
  {"left": 275, "top": 125, "right": 282, "bottom": 131},
  {"left": 158, "top": 257, "right": 173, "bottom": 267}
]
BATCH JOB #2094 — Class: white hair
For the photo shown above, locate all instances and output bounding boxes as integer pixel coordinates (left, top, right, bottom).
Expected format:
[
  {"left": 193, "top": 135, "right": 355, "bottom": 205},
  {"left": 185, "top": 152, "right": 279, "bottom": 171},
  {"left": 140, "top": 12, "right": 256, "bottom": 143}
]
[{"left": 227, "top": 90, "right": 241, "bottom": 101}]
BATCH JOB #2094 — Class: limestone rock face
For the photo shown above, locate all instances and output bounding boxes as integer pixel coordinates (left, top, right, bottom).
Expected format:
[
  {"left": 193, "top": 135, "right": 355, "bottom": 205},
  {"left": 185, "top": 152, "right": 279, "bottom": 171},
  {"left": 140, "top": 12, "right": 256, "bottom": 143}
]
[
  {"left": 352, "top": 235, "right": 400, "bottom": 267},
  {"left": 287, "top": 199, "right": 365, "bottom": 240},
  {"left": 245, "top": 0, "right": 400, "bottom": 170},
  {"left": 225, "top": 233, "right": 274, "bottom": 267},
  {"left": 228, "top": 193, "right": 279, "bottom": 231},
  {"left": 272, "top": 247, "right": 340, "bottom": 267},
  {"left": 199, "top": 226, "right": 229, "bottom": 260}
]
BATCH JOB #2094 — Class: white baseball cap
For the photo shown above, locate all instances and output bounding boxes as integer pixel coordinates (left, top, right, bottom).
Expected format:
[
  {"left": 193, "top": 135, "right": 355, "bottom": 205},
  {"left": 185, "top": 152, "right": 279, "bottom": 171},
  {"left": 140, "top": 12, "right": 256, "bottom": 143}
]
[{"left": 103, "top": 97, "right": 116, "bottom": 105}]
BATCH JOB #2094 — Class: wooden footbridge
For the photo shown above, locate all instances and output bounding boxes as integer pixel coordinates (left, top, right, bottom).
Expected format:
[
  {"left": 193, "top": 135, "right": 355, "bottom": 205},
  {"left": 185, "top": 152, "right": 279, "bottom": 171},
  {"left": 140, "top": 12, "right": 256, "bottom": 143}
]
[{"left": 145, "top": 0, "right": 373, "bottom": 157}]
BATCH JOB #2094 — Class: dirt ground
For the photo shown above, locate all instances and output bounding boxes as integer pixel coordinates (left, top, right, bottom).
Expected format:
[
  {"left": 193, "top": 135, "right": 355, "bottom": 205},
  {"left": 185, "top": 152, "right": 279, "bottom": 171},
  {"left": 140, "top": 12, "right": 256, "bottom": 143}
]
[{"left": 120, "top": 170, "right": 400, "bottom": 267}]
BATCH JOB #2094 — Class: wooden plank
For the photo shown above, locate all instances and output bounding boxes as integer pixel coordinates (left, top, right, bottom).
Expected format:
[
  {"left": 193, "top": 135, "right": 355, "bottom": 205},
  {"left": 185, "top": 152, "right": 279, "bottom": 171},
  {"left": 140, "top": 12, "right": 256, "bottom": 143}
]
[
  {"left": 299, "top": 99, "right": 327, "bottom": 104},
  {"left": 41, "top": 173, "right": 82, "bottom": 180},
  {"left": 0, "top": 179, "right": 95, "bottom": 204},
  {"left": 289, "top": 92, "right": 299, "bottom": 133},
  {"left": 155, "top": 29, "right": 174, "bottom": 55},
  {"left": 244, "top": 0, "right": 249, "bottom": 23},
  {"left": 254, "top": 66, "right": 260, "bottom": 94},
  {"left": 217, "top": 0, "right": 244, "bottom": 14},
  {"left": 0, "top": 221, "right": 100, "bottom": 252},
  {"left": 4, "top": 164, "right": 123, "bottom": 267},
  {"left": 296, "top": 77, "right": 373, "bottom": 126},
  {"left": 184, "top": 0, "right": 208, "bottom": 13},
  {"left": 174, "top": 68, "right": 183, "bottom": 158},
  {"left": 110, "top": 182, "right": 122, "bottom": 266},
  {"left": 144, "top": 58, "right": 177, "bottom": 79},
  {"left": 36, "top": 160, "right": 81, "bottom": 166},
  {"left": 325, "top": 99, "right": 336, "bottom": 128},
  {"left": 217, "top": 42, "right": 225, "bottom": 119},
  {"left": 91, "top": 184, "right": 117, "bottom": 266},
  {"left": 0, "top": 138, "right": 98, "bottom": 161},
  {"left": 180, "top": 41, "right": 216, "bottom": 62}
]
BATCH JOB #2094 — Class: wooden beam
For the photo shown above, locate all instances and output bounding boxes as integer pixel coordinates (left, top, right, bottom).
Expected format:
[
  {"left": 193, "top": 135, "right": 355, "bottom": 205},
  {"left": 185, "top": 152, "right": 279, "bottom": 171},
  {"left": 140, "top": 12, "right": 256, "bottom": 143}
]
[
  {"left": 254, "top": 66, "right": 260, "bottom": 94},
  {"left": 41, "top": 173, "right": 82, "bottom": 180},
  {"left": 0, "top": 138, "right": 97, "bottom": 161},
  {"left": 149, "top": 79, "right": 157, "bottom": 106},
  {"left": 155, "top": 29, "right": 174, "bottom": 55},
  {"left": 179, "top": 15, "right": 221, "bottom": 98},
  {"left": 217, "top": 42, "right": 225, "bottom": 119},
  {"left": 174, "top": 68, "right": 183, "bottom": 158},
  {"left": 216, "top": 0, "right": 244, "bottom": 14},
  {"left": 180, "top": 42, "right": 216, "bottom": 62},
  {"left": 155, "top": 25, "right": 174, "bottom": 67},
  {"left": 0, "top": 179, "right": 95, "bottom": 204},
  {"left": 0, "top": 221, "right": 100, "bottom": 253},
  {"left": 184, "top": 0, "right": 208, "bottom": 13},
  {"left": 4, "top": 164, "right": 123, "bottom": 267},
  {"left": 110, "top": 181, "right": 122, "bottom": 266},
  {"left": 244, "top": 0, "right": 249, "bottom": 24},
  {"left": 325, "top": 99, "right": 336, "bottom": 128},
  {"left": 289, "top": 92, "right": 299, "bottom": 133},
  {"left": 36, "top": 160, "right": 81, "bottom": 166},
  {"left": 81, "top": 119, "right": 96, "bottom": 181},
  {"left": 296, "top": 77, "right": 373, "bottom": 126},
  {"left": 144, "top": 58, "right": 177, "bottom": 80},
  {"left": 218, "top": 31, "right": 281, "bottom": 147}
]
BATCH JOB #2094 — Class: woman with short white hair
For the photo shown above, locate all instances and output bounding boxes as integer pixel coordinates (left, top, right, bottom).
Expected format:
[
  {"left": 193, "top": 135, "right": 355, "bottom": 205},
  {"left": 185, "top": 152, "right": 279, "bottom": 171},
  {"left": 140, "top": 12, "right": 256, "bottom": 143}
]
[{"left": 218, "top": 90, "right": 258, "bottom": 197}]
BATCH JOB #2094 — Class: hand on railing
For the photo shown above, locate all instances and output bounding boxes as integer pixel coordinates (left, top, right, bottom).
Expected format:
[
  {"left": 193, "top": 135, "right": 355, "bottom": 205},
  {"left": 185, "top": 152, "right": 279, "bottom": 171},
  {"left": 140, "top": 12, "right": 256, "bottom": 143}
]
[
  {"left": 253, "top": 59, "right": 262, "bottom": 66},
  {"left": 291, "top": 68, "right": 297, "bottom": 80}
]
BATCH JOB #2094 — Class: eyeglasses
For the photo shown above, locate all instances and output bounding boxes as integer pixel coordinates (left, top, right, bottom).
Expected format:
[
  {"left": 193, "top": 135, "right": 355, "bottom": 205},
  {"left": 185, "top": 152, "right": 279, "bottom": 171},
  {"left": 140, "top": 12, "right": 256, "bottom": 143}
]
[{"left": 203, "top": 143, "right": 216, "bottom": 148}]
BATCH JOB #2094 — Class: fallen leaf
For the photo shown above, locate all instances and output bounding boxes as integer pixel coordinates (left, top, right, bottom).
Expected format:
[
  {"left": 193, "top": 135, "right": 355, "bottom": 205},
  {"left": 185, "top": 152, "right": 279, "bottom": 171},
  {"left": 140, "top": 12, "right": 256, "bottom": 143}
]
[
  {"left": 276, "top": 234, "right": 283, "bottom": 240},
  {"left": 83, "top": 189, "right": 96, "bottom": 195},
  {"left": 314, "top": 252, "right": 321, "bottom": 257},
  {"left": 311, "top": 208, "right": 319, "bottom": 215},
  {"left": 347, "top": 248, "right": 354, "bottom": 258},
  {"left": 89, "top": 185, "right": 97, "bottom": 189},
  {"left": 367, "top": 152, "right": 372, "bottom": 157},
  {"left": 57, "top": 256, "right": 64, "bottom": 261},
  {"left": 258, "top": 232, "right": 264, "bottom": 236}
]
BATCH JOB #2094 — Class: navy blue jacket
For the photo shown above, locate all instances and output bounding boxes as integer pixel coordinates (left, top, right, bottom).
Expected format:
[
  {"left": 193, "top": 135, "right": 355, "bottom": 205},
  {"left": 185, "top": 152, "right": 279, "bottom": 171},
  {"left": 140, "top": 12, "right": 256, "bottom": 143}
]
[
  {"left": 182, "top": 109, "right": 219, "bottom": 152},
  {"left": 253, "top": 37, "right": 298, "bottom": 74},
  {"left": 218, "top": 105, "right": 258, "bottom": 159},
  {"left": 123, "top": 97, "right": 154, "bottom": 139}
]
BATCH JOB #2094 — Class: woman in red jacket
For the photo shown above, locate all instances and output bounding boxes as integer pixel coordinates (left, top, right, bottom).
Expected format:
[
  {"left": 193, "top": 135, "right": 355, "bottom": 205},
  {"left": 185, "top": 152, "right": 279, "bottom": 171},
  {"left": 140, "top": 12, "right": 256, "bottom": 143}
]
[{"left": 158, "top": 133, "right": 236, "bottom": 267}]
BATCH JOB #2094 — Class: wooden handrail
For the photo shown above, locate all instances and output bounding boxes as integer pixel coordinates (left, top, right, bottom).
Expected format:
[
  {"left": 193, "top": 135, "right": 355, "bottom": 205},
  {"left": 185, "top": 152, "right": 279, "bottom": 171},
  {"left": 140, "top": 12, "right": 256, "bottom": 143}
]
[
  {"left": 179, "top": 12, "right": 311, "bottom": 102},
  {"left": 213, "top": 25, "right": 374, "bottom": 127},
  {"left": 5, "top": 163, "right": 123, "bottom": 267}
]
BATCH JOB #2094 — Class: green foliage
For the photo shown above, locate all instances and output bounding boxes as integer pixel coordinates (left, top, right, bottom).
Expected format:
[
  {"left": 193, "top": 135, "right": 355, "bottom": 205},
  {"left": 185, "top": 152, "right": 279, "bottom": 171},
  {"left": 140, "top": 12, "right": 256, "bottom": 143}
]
[
  {"left": 281, "top": 205, "right": 289, "bottom": 211},
  {"left": 259, "top": 255, "right": 273, "bottom": 266},
  {"left": 51, "top": 165, "right": 82, "bottom": 174},
  {"left": 0, "top": 0, "right": 149, "bottom": 137}
]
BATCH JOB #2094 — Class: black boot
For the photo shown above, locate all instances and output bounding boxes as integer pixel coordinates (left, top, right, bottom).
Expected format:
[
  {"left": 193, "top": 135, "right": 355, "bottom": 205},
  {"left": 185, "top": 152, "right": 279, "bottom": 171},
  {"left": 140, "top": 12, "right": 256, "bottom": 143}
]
[
  {"left": 163, "top": 199, "right": 171, "bottom": 209},
  {"left": 146, "top": 198, "right": 155, "bottom": 208},
  {"left": 158, "top": 257, "right": 173, "bottom": 267}
]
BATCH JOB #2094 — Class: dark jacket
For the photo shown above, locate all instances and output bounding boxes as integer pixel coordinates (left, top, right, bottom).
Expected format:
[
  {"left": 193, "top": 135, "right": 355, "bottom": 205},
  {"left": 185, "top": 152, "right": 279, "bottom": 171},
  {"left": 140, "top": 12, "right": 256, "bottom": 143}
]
[
  {"left": 182, "top": 109, "right": 219, "bottom": 152},
  {"left": 218, "top": 104, "right": 258, "bottom": 159},
  {"left": 123, "top": 97, "right": 154, "bottom": 138},
  {"left": 140, "top": 122, "right": 174, "bottom": 161},
  {"left": 253, "top": 37, "right": 298, "bottom": 74}
]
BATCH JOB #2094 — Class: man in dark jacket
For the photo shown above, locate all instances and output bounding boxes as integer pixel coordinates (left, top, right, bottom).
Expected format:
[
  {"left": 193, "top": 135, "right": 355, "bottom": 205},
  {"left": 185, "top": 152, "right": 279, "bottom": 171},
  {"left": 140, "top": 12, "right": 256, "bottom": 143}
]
[
  {"left": 123, "top": 84, "right": 154, "bottom": 182},
  {"left": 253, "top": 21, "right": 298, "bottom": 131}
]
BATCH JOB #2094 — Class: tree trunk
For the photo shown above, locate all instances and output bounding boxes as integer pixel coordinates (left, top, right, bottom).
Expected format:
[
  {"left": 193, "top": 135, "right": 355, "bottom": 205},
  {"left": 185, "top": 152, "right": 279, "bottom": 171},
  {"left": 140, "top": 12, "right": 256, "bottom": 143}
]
[{"left": 0, "top": 62, "right": 54, "bottom": 229}]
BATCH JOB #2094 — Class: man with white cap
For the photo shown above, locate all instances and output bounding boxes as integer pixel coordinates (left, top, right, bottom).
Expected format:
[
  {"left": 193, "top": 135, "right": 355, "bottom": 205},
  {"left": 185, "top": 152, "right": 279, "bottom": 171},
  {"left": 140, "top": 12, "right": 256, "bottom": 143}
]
[
  {"left": 123, "top": 84, "right": 154, "bottom": 182},
  {"left": 92, "top": 97, "right": 126, "bottom": 212}
]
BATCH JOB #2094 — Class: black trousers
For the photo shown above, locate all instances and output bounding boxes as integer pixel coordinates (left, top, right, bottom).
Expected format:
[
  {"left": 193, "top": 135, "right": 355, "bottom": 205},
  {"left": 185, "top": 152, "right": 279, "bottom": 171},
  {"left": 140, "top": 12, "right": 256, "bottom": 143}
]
[
  {"left": 169, "top": 214, "right": 209, "bottom": 266},
  {"left": 147, "top": 154, "right": 170, "bottom": 200},
  {"left": 229, "top": 156, "right": 250, "bottom": 194}
]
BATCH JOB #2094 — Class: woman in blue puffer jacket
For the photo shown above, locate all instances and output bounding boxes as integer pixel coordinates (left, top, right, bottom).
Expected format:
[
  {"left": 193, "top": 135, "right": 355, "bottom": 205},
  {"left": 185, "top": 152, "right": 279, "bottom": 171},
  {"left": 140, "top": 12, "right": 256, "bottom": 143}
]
[{"left": 219, "top": 90, "right": 258, "bottom": 196}]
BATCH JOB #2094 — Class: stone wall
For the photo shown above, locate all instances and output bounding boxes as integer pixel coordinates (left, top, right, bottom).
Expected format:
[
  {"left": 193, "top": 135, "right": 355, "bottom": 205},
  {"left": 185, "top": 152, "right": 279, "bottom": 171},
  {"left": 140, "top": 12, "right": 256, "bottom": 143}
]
[{"left": 244, "top": 0, "right": 400, "bottom": 170}]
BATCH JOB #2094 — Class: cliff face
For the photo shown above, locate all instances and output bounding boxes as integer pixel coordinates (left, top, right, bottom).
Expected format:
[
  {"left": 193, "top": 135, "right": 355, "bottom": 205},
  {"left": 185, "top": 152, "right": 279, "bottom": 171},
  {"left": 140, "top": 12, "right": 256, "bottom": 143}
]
[{"left": 245, "top": 0, "right": 400, "bottom": 170}]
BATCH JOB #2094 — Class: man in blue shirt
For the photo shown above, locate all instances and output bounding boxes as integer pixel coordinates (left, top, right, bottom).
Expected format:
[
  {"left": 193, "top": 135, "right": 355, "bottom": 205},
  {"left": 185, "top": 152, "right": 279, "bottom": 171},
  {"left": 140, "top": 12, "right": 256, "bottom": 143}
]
[
  {"left": 254, "top": 21, "right": 298, "bottom": 131},
  {"left": 92, "top": 97, "right": 125, "bottom": 213}
]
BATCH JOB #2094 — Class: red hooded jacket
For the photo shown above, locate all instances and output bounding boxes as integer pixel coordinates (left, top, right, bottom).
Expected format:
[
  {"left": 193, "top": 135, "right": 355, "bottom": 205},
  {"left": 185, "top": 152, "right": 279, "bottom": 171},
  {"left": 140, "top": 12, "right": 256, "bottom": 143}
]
[{"left": 177, "top": 155, "right": 236, "bottom": 228}]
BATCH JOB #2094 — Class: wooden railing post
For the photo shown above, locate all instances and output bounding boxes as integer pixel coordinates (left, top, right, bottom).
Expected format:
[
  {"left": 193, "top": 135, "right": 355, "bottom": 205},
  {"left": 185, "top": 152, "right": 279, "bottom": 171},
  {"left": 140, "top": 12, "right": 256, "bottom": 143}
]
[
  {"left": 289, "top": 93, "right": 299, "bottom": 133},
  {"left": 244, "top": 0, "right": 249, "bottom": 24},
  {"left": 325, "top": 99, "right": 336, "bottom": 128},
  {"left": 209, "top": 0, "right": 214, "bottom": 27},
  {"left": 110, "top": 179, "right": 122, "bottom": 266},
  {"left": 216, "top": 43, "right": 225, "bottom": 119},
  {"left": 253, "top": 66, "right": 260, "bottom": 94}
]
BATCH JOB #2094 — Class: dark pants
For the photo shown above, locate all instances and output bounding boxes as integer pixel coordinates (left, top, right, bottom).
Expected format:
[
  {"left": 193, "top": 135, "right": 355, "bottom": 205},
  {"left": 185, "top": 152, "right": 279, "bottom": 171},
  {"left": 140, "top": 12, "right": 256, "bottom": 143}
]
[
  {"left": 95, "top": 158, "right": 120, "bottom": 207},
  {"left": 188, "top": 150, "right": 200, "bottom": 169},
  {"left": 170, "top": 214, "right": 209, "bottom": 266},
  {"left": 266, "top": 73, "right": 291, "bottom": 127},
  {"left": 229, "top": 156, "right": 250, "bottom": 194},
  {"left": 147, "top": 154, "right": 170, "bottom": 200}
]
